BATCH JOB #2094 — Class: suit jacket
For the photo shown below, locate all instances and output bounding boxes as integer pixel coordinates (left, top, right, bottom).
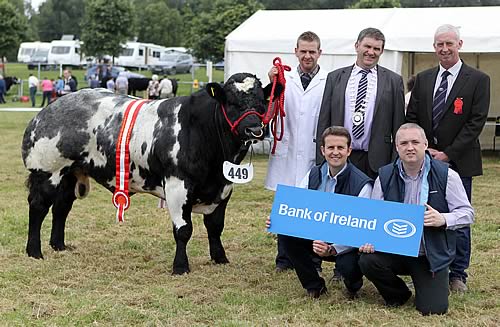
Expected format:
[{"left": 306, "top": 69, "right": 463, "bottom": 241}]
[
  {"left": 316, "top": 65, "right": 405, "bottom": 174},
  {"left": 406, "top": 62, "right": 490, "bottom": 177}
]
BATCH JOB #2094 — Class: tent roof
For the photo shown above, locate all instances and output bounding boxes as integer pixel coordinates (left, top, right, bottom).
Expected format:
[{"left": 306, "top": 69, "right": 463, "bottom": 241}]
[{"left": 226, "top": 7, "right": 500, "bottom": 54}]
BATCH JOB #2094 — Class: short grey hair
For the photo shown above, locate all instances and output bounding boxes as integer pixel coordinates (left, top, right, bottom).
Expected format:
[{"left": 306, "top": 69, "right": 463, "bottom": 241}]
[
  {"left": 434, "top": 24, "right": 461, "bottom": 42},
  {"left": 396, "top": 123, "right": 427, "bottom": 143}
]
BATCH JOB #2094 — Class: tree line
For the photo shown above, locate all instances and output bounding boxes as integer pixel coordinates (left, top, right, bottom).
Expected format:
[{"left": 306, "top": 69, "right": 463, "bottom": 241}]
[{"left": 1, "top": 0, "right": 498, "bottom": 66}]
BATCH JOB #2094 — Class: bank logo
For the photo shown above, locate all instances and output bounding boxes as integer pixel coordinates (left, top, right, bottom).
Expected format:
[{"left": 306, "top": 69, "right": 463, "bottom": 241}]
[{"left": 383, "top": 219, "right": 417, "bottom": 238}]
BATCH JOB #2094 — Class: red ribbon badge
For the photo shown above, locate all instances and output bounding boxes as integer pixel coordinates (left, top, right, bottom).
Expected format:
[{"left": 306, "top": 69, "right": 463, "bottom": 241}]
[{"left": 454, "top": 97, "right": 463, "bottom": 115}]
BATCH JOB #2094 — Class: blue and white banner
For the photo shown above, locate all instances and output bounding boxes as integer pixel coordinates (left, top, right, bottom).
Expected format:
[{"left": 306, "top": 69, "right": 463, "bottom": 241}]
[{"left": 268, "top": 185, "right": 425, "bottom": 257}]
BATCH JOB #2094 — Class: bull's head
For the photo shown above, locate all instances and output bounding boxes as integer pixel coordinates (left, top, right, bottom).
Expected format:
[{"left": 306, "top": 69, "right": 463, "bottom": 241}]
[{"left": 206, "top": 73, "right": 282, "bottom": 140}]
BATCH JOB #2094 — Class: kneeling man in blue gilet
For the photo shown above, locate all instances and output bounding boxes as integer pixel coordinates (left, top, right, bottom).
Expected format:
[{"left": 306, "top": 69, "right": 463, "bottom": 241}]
[{"left": 267, "top": 126, "right": 373, "bottom": 298}]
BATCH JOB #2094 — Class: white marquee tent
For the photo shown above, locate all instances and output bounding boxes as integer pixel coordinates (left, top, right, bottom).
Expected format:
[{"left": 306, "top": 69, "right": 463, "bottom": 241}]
[
  {"left": 224, "top": 6, "right": 499, "bottom": 81},
  {"left": 224, "top": 6, "right": 500, "bottom": 148}
]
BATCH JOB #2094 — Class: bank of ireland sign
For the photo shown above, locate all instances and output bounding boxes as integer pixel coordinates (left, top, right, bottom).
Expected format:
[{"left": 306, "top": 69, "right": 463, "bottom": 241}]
[{"left": 268, "top": 185, "right": 425, "bottom": 257}]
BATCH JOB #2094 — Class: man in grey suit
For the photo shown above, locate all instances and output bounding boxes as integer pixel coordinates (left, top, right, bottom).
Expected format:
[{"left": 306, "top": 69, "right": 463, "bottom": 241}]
[{"left": 316, "top": 28, "right": 405, "bottom": 179}]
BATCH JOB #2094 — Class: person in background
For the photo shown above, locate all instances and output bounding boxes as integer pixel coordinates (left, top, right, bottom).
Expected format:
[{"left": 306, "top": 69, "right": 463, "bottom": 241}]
[
  {"left": 60, "top": 70, "right": 77, "bottom": 96},
  {"left": 0, "top": 75, "right": 6, "bottom": 104},
  {"left": 158, "top": 76, "right": 174, "bottom": 99},
  {"left": 115, "top": 71, "right": 129, "bottom": 96},
  {"left": 147, "top": 74, "right": 160, "bottom": 99},
  {"left": 404, "top": 75, "right": 415, "bottom": 112},
  {"left": 55, "top": 76, "right": 64, "bottom": 97},
  {"left": 359, "top": 123, "right": 474, "bottom": 315},
  {"left": 265, "top": 31, "right": 327, "bottom": 273},
  {"left": 106, "top": 76, "right": 115, "bottom": 92},
  {"left": 28, "top": 73, "right": 39, "bottom": 107},
  {"left": 40, "top": 76, "right": 53, "bottom": 107},
  {"left": 406, "top": 24, "right": 490, "bottom": 293}
]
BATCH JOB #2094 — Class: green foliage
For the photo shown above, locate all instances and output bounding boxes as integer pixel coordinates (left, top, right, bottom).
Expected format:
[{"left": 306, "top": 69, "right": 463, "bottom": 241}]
[
  {"left": 0, "top": 0, "right": 27, "bottom": 66},
  {"left": 81, "top": 0, "right": 135, "bottom": 59},
  {"left": 183, "top": 0, "right": 264, "bottom": 61},
  {"left": 135, "top": 1, "right": 183, "bottom": 46},
  {"left": 350, "top": 0, "right": 401, "bottom": 8},
  {"left": 36, "top": 0, "right": 86, "bottom": 41}
]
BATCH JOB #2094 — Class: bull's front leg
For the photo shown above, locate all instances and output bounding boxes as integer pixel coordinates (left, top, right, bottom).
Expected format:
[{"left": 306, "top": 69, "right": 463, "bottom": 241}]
[
  {"left": 203, "top": 195, "right": 230, "bottom": 264},
  {"left": 165, "top": 177, "right": 192, "bottom": 275}
]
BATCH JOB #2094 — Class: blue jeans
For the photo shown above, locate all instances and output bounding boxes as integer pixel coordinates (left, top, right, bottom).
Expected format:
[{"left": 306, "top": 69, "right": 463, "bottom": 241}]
[
  {"left": 29, "top": 87, "right": 37, "bottom": 107},
  {"left": 449, "top": 176, "right": 472, "bottom": 282}
]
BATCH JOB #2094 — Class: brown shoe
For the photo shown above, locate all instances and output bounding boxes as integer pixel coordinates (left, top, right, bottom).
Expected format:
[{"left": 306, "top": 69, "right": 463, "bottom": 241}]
[{"left": 449, "top": 278, "right": 468, "bottom": 293}]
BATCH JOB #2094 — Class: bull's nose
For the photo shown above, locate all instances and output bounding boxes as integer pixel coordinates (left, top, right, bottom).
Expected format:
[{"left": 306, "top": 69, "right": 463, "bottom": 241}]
[{"left": 245, "top": 126, "right": 264, "bottom": 139}]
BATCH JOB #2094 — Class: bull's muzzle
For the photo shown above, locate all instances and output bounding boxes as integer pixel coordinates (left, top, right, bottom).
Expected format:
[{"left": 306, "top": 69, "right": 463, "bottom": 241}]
[{"left": 245, "top": 126, "right": 264, "bottom": 139}]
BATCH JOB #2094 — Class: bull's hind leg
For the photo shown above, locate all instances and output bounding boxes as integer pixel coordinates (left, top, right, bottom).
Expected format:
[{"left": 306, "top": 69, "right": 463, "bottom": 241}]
[
  {"left": 203, "top": 197, "right": 230, "bottom": 264},
  {"left": 26, "top": 171, "right": 57, "bottom": 258},
  {"left": 50, "top": 174, "right": 77, "bottom": 251}
]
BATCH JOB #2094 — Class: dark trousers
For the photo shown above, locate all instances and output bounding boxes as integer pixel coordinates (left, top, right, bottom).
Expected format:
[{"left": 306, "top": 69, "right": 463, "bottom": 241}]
[
  {"left": 359, "top": 252, "right": 449, "bottom": 315},
  {"left": 0, "top": 92, "right": 5, "bottom": 103},
  {"left": 449, "top": 176, "right": 472, "bottom": 282},
  {"left": 276, "top": 234, "right": 322, "bottom": 271},
  {"left": 349, "top": 150, "right": 377, "bottom": 179},
  {"left": 40, "top": 91, "right": 52, "bottom": 107},
  {"left": 29, "top": 87, "right": 37, "bottom": 107},
  {"left": 281, "top": 235, "right": 363, "bottom": 293}
]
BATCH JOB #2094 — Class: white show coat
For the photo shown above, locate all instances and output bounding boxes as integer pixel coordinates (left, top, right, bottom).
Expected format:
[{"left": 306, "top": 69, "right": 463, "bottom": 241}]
[{"left": 265, "top": 67, "right": 327, "bottom": 191}]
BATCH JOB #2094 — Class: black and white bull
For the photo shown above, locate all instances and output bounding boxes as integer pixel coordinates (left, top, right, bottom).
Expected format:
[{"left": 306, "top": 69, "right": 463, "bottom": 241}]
[{"left": 22, "top": 72, "right": 281, "bottom": 274}]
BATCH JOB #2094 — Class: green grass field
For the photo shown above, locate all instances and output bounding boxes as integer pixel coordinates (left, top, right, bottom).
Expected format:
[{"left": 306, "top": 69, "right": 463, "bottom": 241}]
[
  {"left": 0, "top": 111, "right": 499, "bottom": 326},
  {"left": 0, "top": 63, "right": 224, "bottom": 108}
]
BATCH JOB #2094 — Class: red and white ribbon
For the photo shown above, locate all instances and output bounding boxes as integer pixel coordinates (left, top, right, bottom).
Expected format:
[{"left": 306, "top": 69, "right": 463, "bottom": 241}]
[{"left": 113, "top": 99, "right": 149, "bottom": 222}]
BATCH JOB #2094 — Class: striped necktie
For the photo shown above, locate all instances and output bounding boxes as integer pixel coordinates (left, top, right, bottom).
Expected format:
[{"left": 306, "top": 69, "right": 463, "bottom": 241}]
[
  {"left": 301, "top": 73, "right": 312, "bottom": 90},
  {"left": 432, "top": 70, "right": 451, "bottom": 131},
  {"left": 352, "top": 69, "right": 370, "bottom": 139}
]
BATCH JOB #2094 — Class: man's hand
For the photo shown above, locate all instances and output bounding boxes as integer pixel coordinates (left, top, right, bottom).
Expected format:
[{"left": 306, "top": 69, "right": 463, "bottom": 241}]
[
  {"left": 424, "top": 204, "right": 446, "bottom": 227},
  {"left": 268, "top": 67, "right": 278, "bottom": 82},
  {"left": 312, "top": 240, "right": 336, "bottom": 257},
  {"left": 359, "top": 243, "right": 375, "bottom": 253},
  {"left": 428, "top": 148, "right": 449, "bottom": 162}
]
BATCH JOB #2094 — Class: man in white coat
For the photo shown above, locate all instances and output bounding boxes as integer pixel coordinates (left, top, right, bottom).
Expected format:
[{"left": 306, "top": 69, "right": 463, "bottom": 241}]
[{"left": 265, "top": 31, "right": 327, "bottom": 272}]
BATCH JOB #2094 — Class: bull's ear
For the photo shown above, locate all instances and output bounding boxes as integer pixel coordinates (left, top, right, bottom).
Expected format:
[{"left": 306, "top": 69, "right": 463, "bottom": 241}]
[
  {"left": 263, "top": 82, "right": 284, "bottom": 100},
  {"left": 206, "top": 83, "right": 226, "bottom": 103}
]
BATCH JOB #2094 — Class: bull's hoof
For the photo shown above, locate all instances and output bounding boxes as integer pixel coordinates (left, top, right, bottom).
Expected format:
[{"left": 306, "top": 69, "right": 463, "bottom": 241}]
[
  {"left": 172, "top": 266, "right": 190, "bottom": 275},
  {"left": 50, "top": 242, "right": 67, "bottom": 251},
  {"left": 26, "top": 248, "right": 44, "bottom": 259},
  {"left": 213, "top": 256, "right": 229, "bottom": 264}
]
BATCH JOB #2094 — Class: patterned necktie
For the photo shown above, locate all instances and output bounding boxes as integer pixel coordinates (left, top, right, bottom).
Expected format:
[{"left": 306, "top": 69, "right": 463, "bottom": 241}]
[
  {"left": 352, "top": 69, "right": 370, "bottom": 139},
  {"left": 432, "top": 70, "right": 451, "bottom": 131},
  {"left": 301, "top": 73, "right": 312, "bottom": 90}
]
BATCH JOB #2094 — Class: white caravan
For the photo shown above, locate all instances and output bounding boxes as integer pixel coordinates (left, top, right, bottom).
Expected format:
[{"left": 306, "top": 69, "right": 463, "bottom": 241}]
[
  {"left": 17, "top": 42, "right": 51, "bottom": 63},
  {"left": 47, "top": 39, "right": 84, "bottom": 67},
  {"left": 116, "top": 42, "right": 166, "bottom": 69}
]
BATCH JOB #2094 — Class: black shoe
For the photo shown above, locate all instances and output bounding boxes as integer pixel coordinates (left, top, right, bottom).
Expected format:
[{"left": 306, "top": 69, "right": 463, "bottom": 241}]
[
  {"left": 385, "top": 290, "right": 411, "bottom": 307},
  {"left": 345, "top": 290, "right": 359, "bottom": 300},
  {"left": 275, "top": 266, "right": 293, "bottom": 273},
  {"left": 330, "top": 268, "right": 344, "bottom": 283},
  {"left": 307, "top": 287, "right": 328, "bottom": 299}
]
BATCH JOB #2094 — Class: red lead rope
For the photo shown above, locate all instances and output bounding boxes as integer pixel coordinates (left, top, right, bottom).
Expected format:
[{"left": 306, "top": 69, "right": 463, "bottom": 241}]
[{"left": 263, "top": 57, "right": 290, "bottom": 154}]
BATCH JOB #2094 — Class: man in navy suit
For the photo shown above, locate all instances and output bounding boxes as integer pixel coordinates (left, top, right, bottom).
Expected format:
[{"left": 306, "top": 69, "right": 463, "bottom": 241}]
[
  {"left": 316, "top": 27, "right": 405, "bottom": 180},
  {"left": 406, "top": 24, "right": 490, "bottom": 293}
]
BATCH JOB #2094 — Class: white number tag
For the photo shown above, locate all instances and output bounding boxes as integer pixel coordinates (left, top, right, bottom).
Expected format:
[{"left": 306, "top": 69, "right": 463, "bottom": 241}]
[{"left": 223, "top": 161, "right": 254, "bottom": 184}]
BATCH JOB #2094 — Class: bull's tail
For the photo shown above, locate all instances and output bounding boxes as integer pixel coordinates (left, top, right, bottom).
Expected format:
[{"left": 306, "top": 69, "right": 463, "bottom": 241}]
[{"left": 74, "top": 171, "right": 90, "bottom": 199}]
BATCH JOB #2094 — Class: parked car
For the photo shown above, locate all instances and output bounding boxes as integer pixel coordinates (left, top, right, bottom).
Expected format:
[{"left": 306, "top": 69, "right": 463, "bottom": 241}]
[
  {"left": 150, "top": 53, "right": 193, "bottom": 75},
  {"left": 84, "top": 65, "right": 145, "bottom": 81},
  {"left": 214, "top": 60, "right": 224, "bottom": 71}
]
